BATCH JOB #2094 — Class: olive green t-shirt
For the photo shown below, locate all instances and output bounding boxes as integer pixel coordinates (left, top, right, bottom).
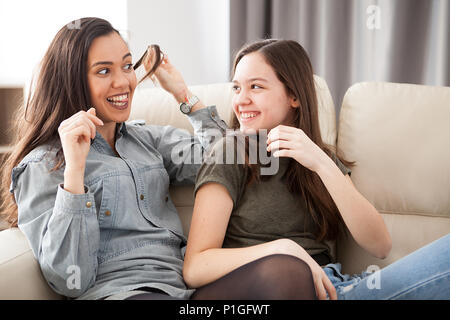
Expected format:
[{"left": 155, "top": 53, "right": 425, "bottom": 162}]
[{"left": 194, "top": 135, "right": 352, "bottom": 265}]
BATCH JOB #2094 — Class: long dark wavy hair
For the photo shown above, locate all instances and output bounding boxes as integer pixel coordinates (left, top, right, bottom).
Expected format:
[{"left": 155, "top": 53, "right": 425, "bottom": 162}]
[
  {"left": 231, "top": 39, "right": 355, "bottom": 241},
  {"left": 0, "top": 17, "right": 162, "bottom": 228}
]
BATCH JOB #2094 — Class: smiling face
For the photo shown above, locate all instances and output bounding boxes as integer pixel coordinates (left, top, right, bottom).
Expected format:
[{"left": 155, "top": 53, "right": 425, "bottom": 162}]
[
  {"left": 87, "top": 32, "right": 137, "bottom": 125},
  {"left": 232, "top": 52, "right": 298, "bottom": 132}
]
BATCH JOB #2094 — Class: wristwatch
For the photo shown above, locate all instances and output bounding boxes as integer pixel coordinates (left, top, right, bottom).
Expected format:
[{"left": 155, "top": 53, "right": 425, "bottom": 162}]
[{"left": 179, "top": 95, "right": 200, "bottom": 114}]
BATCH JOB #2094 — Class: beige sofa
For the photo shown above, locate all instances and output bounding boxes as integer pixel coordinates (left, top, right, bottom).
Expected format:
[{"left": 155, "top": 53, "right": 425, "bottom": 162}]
[{"left": 1, "top": 76, "right": 449, "bottom": 299}]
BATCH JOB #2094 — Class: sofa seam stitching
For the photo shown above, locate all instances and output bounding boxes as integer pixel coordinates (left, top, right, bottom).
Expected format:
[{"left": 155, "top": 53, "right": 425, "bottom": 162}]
[{"left": 0, "top": 249, "right": 33, "bottom": 265}]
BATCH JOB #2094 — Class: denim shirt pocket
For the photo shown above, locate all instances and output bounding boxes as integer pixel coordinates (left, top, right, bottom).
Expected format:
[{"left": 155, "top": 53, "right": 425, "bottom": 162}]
[
  {"left": 86, "top": 173, "right": 120, "bottom": 256},
  {"left": 138, "top": 163, "right": 185, "bottom": 238},
  {"left": 138, "top": 164, "right": 168, "bottom": 216}
]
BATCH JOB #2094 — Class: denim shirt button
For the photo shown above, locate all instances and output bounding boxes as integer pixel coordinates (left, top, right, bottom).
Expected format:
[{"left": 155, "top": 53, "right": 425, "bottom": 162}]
[
  {"left": 86, "top": 201, "right": 92, "bottom": 208},
  {"left": 105, "top": 210, "right": 111, "bottom": 216},
  {"left": 140, "top": 194, "right": 144, "bottom": 200}
]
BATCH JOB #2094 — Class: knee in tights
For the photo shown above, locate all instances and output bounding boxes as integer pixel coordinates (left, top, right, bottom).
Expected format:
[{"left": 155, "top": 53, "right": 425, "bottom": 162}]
[{"left": 191, "top": 254, "right": 317, "bottom": 300}]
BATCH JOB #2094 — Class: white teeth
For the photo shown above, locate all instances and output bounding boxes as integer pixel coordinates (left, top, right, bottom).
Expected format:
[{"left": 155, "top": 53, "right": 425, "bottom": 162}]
[
  {"left": 110, "top": 101, "right": 126, "bottom": 106},
  {"left": 107, "top": 94, "right": 128, "bottom": 102},
  {"left": 240, "top": 112, "right": 258, "bottom": 119}
]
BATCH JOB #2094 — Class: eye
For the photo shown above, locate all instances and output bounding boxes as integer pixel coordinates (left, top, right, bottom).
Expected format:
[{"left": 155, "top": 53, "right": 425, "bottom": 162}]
[
  {"left": 97, "top": 68, "right": 109, "bottom": 75},
  {"left": 251, "top": 84, "right": 263, "bottom": 89},
  {"left": 123, "top": 63, "right": 133, "bottom": 70},
  {"left": 232, "top": 85, "right": 240, "bottom": 92}
]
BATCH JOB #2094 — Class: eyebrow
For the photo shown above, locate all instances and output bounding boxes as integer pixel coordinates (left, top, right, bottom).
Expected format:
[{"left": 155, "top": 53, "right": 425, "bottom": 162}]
[
  {"left": 232, "top": 77, "right": 269, "bottom": 83},
  {"left": 90, "top": 53, "right": 132, "bottom": 68}
]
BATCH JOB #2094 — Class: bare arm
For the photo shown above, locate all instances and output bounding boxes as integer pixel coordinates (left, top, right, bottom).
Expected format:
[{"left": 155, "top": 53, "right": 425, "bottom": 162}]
[{"left": 316, "top": 158, "right": 392, "bottom": 259}]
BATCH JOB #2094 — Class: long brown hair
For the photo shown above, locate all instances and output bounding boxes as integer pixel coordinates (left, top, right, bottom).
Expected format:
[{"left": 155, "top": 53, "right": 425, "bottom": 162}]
[
  {"left": 231, "top": 39, "right": 355, "bottom": 241},
  {"left": 0, "top": 17, "right": 161, "bottom": 228}
]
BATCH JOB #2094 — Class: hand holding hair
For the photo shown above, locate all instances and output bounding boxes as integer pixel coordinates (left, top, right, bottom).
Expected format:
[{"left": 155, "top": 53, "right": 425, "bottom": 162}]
[{"left": 141, "top": 46, "right": 189, "bottom": 104}]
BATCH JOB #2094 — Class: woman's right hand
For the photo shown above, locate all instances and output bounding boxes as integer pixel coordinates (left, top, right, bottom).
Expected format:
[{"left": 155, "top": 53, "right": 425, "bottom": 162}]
[
  {"left": 143, "top": 47, "right": 188, "bottom": 103},
  {"left": 307, "top": 259, "right": 337, "bottom": 300},
  {"left": 274, "top": 239, "right": 337, "bottom": 300},
  {"left": 58, "top": 108, "right": 103, "bottom": 193}
]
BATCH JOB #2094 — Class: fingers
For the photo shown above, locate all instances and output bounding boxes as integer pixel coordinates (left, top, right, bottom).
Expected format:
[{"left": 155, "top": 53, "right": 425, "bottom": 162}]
[
  {"left": 60, "top": 116, "right": 95, "bottom": 140},
  {"left": 267, "top": 139, "right": 291, "bottom": 153},
  {"left": 272, "top": 149, "right": 294, "bottom": 158},
  {"left": 69, "top": 125, "right": 93, "bottom": 144},
  {"left": 86, "top": 108, "right": 104, "bottom": 126},
  {"left": 155, "top": 54, "right": 172, "bottom": 73},
  {"left": 266, "top": 133, "right": 299, "bottom": 158},
  {"left": 144, "top": 46, "right": 168, "bottom": 72},
  {"left": 144, "top": 46, "right": 155, "bottom": 72},
  {"left": 143, "top": 47, "right": 169, "bottom": 84},
  {"left": 63, "top": 108, "right": 103, "bottom": 127},
  {"left": 267, "top": 126, "right": 301, "bottom": 145},
  {"left": 312, "top": 272, "right": 328, "bottom": 300},
  {"left": 59, "top": 109, "right": 103, "bottom": 140},
  {"left": 310, "top": 267, "right": 337, "bottom": 300},
  {"left": 267, "top": 139, "right": 296, "bottom": 158},
  {"left": 58, "top": 120, "right": 92, "bottom": 147},
  {"left": 323, "top": 276, "right": 338, "bottom": 300},
  {"left": 161, "top": 54, "right": 170, "bottom": 65},
  {"left": 81, "top": 116, "right": 97, "bottom": 139}
]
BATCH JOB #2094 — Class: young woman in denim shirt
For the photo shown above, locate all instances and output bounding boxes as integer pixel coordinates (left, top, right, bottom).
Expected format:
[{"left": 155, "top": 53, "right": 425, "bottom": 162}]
[
  {"left": 183, "top": 39, "right": 450, "bottom": 300},
  {"left": 0, "top": 17, "right": 292, "bottom": 300}
]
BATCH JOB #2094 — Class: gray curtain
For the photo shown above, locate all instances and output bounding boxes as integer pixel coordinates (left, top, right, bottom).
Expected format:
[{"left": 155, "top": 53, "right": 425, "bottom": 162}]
[{"left": 230, "top": 0, "right": 450, "bottom": 119}]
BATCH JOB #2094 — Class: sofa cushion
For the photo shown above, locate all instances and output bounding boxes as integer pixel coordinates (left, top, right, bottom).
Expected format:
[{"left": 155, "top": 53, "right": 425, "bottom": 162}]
[
  {"left": 338, "top": 213, "right": 450, "bottom": 275},
  {"left": 336, "top": 82, "right": 450, "bottom": 274},
  {"left": 0, "top": 228, "right": 63, "bottom": 299},
  {"left": 338, "top": 82, "right": 450, "bottom": 218}
]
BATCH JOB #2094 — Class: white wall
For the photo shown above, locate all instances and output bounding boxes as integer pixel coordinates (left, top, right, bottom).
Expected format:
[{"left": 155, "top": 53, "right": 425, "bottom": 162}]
[
  {"left": 126, "top": 0, "right": 230, "bottom": 87},
  {"left": 0, "top": 0, "right": 128, "bottom": 87},
  {"left": 0, "top": 0, "right": 230, "bottom": 88}
]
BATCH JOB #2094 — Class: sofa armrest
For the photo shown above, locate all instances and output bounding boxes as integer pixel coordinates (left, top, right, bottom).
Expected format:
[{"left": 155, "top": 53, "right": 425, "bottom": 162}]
[{"left": 0, "top": 228, "right": 63, "bottom": 300}]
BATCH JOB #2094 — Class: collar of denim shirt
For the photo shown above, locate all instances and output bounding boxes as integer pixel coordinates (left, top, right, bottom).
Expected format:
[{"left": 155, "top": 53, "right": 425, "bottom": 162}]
[{"left": 91, "top": 122, "right": 128, "bottom": 144}]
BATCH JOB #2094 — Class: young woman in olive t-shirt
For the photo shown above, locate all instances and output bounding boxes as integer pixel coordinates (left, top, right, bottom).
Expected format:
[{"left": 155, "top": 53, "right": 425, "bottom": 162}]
[{"left": 183, "top": 39, "right": 450, "bottom": 300}]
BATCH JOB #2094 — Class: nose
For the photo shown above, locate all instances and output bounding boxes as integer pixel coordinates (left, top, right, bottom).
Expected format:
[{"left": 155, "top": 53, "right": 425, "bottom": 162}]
[
  {"left": 111, "top": 70, "right": 130, "bottom": 89},
  {"left": 233, "top": 87, "right": 251, "bottom": 107}
]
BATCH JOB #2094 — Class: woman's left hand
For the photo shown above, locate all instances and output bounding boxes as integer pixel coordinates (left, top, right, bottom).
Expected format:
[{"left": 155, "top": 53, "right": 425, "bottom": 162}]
[
  {"left": 144, "top": 47, "right": 188, "bottom": 102},
  {"left": 266, "top": 125, "right": 329, "bottom": 173}
]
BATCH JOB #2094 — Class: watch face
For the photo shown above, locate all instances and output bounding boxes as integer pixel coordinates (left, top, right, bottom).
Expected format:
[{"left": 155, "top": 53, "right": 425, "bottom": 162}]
[{"left": 180, "top": 103, "right": 191, "bottom": 114}]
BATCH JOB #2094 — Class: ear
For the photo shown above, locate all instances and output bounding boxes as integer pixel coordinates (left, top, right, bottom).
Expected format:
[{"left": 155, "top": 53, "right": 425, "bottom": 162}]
[{"left": 289, "top": 95, "right": 300, "bottom": 108}]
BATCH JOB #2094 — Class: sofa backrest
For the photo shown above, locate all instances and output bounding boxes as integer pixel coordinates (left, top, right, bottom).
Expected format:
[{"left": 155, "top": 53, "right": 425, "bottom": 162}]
[{"left": 336, "top": 82, "right": 450, "bottom": 274}]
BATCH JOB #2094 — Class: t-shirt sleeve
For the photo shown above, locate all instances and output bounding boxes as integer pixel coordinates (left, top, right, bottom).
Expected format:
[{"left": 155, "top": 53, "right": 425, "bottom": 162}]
[
  {"left": 194, "top": 136, "right": 247, "bottom": 208},
  {"left": 330, "top": 153, "right": 352, "bottom": 176}
]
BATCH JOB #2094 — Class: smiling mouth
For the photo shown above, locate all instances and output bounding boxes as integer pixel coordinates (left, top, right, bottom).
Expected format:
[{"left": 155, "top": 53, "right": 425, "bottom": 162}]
[
  {"left": 106, "top": 93, "right": 129, "bottom": 109},
  {"left": 240, "top": 111, "right": 260, "bottom": 121}
]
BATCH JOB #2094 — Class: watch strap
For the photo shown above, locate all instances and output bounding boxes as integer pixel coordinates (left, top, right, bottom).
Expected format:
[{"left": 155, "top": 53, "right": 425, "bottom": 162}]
[
  {"left": 186, "top": 95, "right": 199, "bottom": 107},
  {"left": 180, "top": 94, "right": 199, "bottom": 114}
]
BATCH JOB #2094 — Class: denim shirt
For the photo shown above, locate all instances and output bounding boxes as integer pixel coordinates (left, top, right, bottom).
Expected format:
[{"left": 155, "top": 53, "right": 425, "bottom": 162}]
[{"left": 10, "top": 106, "right": 227, "bottom": 300}]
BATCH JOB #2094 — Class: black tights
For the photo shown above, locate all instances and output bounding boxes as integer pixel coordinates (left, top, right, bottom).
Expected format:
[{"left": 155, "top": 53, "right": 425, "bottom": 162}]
[
  {"left": 126, "top": 254, "right": 316, "bottom": 300},
  {"left": 191, "top": 254, "right": 316, "bottom": 300}
]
